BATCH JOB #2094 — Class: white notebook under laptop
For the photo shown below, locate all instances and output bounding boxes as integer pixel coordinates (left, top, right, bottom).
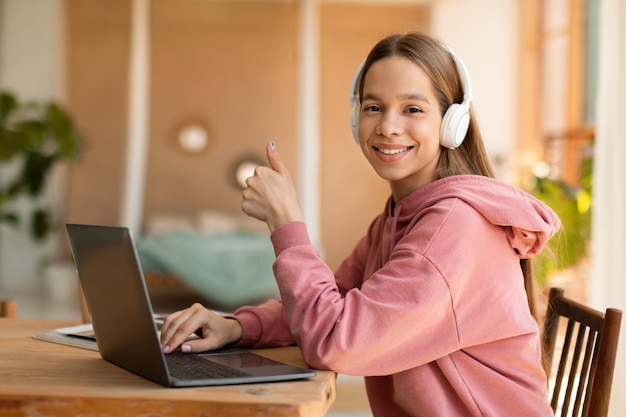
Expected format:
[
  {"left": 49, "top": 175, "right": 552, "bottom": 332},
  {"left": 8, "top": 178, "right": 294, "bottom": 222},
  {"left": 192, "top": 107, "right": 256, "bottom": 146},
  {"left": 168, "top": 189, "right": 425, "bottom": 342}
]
[{"left": 65, "top": 223, "right": 315, "bottom": 387}]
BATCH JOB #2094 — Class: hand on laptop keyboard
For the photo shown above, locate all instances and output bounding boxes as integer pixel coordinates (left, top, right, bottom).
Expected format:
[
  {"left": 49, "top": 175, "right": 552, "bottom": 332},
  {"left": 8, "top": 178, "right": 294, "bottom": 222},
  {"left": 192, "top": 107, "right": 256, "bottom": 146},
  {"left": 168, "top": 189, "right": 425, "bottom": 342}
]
[{"left": 161, "top": 303, "right": 243, "bottom": 354}]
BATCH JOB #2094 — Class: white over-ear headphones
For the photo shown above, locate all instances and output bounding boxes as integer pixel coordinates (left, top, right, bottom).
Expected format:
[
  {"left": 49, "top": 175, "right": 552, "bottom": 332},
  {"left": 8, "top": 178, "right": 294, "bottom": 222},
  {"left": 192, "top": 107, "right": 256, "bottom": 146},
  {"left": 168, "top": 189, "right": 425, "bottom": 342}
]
[{"left": 349, "top": 46, "right": 473, "bottom": 149}]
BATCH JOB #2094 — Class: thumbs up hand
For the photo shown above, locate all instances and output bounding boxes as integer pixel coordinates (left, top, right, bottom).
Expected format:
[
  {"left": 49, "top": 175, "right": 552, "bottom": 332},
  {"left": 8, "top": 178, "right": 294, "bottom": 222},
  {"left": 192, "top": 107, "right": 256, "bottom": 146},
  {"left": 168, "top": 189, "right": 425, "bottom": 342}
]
[{"left": 241, "top": 142, "right": 303, "bottom": 233}]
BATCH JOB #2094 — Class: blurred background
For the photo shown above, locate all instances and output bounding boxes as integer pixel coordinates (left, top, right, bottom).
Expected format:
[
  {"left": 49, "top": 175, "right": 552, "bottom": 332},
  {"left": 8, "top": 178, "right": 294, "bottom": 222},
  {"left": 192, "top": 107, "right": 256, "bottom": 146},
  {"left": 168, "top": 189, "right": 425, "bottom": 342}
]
[{"left": 1, "top": 0, "right": 624, "bottom": 415}]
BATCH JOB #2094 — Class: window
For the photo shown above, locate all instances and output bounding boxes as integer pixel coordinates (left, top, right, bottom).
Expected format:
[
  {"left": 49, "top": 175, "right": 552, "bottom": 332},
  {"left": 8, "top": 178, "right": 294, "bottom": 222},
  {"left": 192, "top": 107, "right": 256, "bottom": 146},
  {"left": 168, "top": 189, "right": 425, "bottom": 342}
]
[{"left": 520, "top": 0, "right": 598, "bottom": 186}]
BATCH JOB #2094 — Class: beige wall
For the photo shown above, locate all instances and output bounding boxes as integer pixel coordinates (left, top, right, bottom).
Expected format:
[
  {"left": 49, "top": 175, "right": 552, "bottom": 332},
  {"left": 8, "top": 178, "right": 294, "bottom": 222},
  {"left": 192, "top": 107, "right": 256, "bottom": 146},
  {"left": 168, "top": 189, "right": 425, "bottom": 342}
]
[
  {"left": 64, "top": 0, "right": 429, "bottom": 270},
  {"left": 147, "top": 1, "right": 299, "bottom": 219},
  {"left": 66, "top": 0, "right": 131, "bottom": 226}
]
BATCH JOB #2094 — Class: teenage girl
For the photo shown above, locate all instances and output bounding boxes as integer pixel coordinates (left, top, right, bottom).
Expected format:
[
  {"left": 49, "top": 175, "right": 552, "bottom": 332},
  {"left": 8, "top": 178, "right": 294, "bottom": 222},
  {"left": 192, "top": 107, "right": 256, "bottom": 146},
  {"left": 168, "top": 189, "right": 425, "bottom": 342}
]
[{"left": 161, "top": 32, "right": 559, "bottom": 417}]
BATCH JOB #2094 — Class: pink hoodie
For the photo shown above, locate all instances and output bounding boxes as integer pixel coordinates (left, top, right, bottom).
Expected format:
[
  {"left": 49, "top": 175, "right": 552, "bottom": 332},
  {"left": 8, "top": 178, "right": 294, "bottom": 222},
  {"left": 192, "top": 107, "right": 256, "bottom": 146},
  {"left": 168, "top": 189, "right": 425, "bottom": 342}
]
[{"left": 234, "top": 175, "right": 560, "bottom": 417}]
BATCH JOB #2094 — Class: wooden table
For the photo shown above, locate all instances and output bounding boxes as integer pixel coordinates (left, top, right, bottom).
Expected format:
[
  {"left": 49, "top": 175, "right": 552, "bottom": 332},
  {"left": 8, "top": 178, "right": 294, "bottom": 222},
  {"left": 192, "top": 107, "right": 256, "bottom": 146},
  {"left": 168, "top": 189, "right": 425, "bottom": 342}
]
[{"left": 0, "top": 318, "right": 336, "bottom": 416}]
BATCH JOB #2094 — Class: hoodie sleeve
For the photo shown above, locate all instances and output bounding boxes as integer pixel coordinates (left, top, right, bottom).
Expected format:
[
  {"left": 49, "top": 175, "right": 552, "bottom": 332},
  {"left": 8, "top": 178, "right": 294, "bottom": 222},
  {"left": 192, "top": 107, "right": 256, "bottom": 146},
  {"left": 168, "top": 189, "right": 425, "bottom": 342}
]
[
  {"left": 502, "top": 194, "right": 561, "bottom": 258},
  {"left": 232, "top": 298, "right": 297, "bottom": 348},
  {"left": 266, "top": 221, "right": 460, "bottom": 376},
  {"left": 232, "top": 220, "right": 376, "bottom": 348}
]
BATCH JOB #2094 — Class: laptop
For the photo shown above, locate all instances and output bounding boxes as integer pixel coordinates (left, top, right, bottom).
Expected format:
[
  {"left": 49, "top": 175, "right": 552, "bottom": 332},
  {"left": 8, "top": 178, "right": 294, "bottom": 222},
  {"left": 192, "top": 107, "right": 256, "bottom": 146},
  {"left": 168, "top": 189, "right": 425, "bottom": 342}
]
[{"left": 65, "top": 223, "right": 315, "bottom": 387}]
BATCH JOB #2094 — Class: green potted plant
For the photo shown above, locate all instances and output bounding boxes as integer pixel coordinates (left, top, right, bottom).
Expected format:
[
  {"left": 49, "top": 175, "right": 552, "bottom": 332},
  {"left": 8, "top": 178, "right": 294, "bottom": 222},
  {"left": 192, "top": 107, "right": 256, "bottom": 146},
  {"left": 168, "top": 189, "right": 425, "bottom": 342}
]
[
  {"left": 529, "top": 154, "right": 593, "bottom": 288},
  {"left": 1, "top": 90, "right": 84, "bottom": 298},
  {"left": 0, "top": 90, "right": 83, "bottom": 240}
]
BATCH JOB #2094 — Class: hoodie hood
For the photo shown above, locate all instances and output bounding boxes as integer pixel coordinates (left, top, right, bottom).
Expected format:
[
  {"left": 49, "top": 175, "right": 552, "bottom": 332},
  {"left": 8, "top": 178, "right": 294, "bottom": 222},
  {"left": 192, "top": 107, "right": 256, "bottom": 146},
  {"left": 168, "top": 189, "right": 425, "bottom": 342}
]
[{"left": 388, "top": 175, "right": 561, "bottom": 258}]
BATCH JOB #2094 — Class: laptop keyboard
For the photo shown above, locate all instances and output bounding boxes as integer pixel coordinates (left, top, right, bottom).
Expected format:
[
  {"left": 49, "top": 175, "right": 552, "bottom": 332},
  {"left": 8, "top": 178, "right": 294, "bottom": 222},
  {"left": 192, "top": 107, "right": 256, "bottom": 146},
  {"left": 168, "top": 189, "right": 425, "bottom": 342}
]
[{"left": 166, "top": 353, "right": 251, "bottom": 379}]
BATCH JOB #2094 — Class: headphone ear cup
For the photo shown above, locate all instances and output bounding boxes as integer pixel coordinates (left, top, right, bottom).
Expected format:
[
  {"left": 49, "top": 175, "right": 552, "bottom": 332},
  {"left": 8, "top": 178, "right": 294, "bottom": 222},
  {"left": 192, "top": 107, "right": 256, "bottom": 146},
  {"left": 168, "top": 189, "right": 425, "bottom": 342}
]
[
  {"left": 351, "top": 101, "right": 360, "bottom": 144},
  {"left": 440, "top": 103, "right": 470, "bottom": 149}
]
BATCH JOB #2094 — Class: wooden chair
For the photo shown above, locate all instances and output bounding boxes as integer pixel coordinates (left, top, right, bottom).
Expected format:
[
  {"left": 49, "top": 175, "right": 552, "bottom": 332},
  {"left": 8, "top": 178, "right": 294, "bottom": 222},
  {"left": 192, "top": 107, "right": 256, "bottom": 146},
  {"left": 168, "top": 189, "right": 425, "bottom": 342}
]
[
  {"left": 0, "top": 299, "right": 17, "bottom": 318},
  {"left": 542, "top": 287, "right": 622, "bottom": 417}
]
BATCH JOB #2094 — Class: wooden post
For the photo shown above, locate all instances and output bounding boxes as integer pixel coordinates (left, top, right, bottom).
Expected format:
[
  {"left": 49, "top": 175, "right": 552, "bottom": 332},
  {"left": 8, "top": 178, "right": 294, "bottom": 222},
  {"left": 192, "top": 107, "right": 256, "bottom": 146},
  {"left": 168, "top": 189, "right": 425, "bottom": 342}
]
[{"left": 0, "top": 300, "right": 17, "bottom": 318}]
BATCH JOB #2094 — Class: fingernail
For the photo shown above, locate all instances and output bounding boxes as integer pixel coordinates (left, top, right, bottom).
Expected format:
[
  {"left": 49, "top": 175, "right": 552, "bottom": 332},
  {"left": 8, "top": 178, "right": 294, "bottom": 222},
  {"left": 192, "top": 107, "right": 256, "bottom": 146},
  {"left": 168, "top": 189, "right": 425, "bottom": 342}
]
[
  {"left": 181, "top": 344, "right": 192, "bottom": 353},
  {"left": 269, "top": 141, "right": 275, "bottom": 150},
  {"left": 163, "top": 345, "right": 170, "bottom": 354}
]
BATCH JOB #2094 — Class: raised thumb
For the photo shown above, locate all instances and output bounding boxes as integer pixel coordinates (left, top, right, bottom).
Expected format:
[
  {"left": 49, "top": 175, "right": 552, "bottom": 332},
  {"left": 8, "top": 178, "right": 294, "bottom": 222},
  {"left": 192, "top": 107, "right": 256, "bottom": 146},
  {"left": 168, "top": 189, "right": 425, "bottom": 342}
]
[{"left": 266, "top": 141, "right": 287, "bottom": 174}]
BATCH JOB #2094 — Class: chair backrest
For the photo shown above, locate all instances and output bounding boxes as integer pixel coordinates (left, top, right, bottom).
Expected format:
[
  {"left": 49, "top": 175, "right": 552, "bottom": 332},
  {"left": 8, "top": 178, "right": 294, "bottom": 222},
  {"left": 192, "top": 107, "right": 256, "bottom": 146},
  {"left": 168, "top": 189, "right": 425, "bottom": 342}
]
[
  {"left": 542, "top": 287, "right": 622, "bottom": 417},
  {"left": 0, "top": 300, "right": 17, "bottom": 318}
]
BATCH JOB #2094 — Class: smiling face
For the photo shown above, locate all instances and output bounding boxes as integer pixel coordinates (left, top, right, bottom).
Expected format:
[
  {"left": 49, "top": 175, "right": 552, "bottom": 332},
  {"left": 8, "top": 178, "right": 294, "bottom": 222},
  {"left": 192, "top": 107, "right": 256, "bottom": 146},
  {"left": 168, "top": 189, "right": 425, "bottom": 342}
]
[{"left": 358, "top": 56, "right": 443, "bottom": 202}]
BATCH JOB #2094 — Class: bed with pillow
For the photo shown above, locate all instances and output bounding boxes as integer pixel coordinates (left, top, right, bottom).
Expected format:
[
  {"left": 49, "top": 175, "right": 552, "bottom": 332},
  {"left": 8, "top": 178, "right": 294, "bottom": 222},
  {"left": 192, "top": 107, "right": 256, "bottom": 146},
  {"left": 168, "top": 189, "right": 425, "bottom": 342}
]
[{"left": 136, "top": 211, "right": 279, "bottom": 311}]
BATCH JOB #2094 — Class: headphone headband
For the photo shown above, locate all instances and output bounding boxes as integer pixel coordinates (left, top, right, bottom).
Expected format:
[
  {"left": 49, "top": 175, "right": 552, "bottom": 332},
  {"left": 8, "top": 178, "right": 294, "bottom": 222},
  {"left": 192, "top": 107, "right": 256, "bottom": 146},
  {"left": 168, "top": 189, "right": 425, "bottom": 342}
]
[
  {"left": 444, "top": 46, "right": 473, "bottom": 110},
  {"left": 349, "top": 60, "right": 365, "bottom": 143},
  {"left": 348, "top": 60, "right": 365, "bottom": 104}
]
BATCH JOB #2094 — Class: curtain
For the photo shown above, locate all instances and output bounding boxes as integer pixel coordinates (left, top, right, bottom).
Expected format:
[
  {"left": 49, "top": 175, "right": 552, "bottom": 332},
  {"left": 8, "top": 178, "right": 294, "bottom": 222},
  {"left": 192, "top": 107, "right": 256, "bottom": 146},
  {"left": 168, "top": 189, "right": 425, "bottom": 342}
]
[{"left": 589, "top": 0, "right": 626, "bottom": 414}]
